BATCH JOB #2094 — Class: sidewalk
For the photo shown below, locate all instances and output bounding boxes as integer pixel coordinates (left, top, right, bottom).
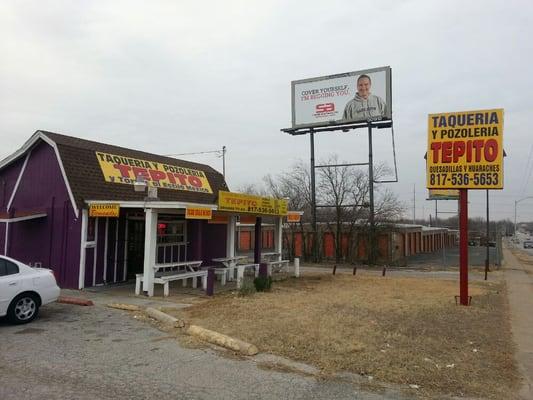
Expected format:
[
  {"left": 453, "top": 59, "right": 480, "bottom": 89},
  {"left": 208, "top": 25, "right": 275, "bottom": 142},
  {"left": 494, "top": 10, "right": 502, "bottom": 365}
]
[{"left": 503, "top": 246, "right": 533, "bottom": 399}]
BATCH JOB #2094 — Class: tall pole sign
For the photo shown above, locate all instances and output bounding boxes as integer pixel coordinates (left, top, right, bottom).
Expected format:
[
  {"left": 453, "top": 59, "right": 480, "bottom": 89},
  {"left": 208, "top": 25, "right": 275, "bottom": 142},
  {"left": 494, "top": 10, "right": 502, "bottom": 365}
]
[{"left": 427, "top": 109, "right": 504, "bottom": 306}]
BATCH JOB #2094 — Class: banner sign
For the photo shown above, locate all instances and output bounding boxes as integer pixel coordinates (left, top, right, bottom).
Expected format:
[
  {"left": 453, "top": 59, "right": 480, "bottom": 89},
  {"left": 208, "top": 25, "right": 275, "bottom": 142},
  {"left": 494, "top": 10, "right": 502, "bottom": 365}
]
[
  {"left": 428, "top": 189, "right": 460, "bottom": 200},
  {"left": 96, "top": 152, "right": 213, "bottom": 194},
  {"left": 427, "top": 109, "right": 504, "bottom": 190},
  {"left": 287, "top": 211, "right": 302, "bottom": 223},
  {"left": 89, "top": 203, "right": 120, "bottom": 218},
  {"left": 218, "top": 191, "right": 288, "bottom": 216},
  {"left": 291, "top": 66, "right": 392, "bottom": 129},
  {"left": 185, "top": 207, "right": 212, "bottom": 219}
]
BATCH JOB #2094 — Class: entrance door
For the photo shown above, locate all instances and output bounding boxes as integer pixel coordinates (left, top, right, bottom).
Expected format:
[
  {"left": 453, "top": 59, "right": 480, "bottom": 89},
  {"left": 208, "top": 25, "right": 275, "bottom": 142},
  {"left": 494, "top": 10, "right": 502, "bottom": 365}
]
[{"left": 126, "top": 220, "right": 145, "bottom": 280}]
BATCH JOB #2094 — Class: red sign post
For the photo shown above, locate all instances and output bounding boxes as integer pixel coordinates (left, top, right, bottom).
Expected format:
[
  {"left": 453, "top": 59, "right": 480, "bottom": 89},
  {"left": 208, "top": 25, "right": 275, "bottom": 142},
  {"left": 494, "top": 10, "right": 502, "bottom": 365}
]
[{"left": 459, "top": 189, "right": 469, "bottom": 305}]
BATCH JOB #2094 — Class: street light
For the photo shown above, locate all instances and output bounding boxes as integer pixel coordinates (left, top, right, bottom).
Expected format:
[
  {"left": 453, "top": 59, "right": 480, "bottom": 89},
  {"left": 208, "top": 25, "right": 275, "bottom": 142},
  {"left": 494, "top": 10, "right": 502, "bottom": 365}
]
[{"left": 514, "top": 196, "right": 533, "bottom": 236}]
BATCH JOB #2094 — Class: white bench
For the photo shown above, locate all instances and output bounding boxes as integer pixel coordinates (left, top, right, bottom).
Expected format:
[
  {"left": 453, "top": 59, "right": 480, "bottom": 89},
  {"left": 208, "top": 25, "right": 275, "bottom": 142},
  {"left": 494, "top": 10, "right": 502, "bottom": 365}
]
[
  {"left": 136, "top": 270, "right": 207, "bottom": 297},
  {"left": 267, "top": 260, "right": 290, "bottom": 275},
  {"left": 236, "top": 263, "right": 260, "bottom": 288}
]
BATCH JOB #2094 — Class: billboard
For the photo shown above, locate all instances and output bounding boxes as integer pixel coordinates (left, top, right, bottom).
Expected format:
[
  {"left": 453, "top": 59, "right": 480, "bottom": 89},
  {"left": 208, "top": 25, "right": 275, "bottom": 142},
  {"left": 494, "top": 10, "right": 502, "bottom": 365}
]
[
  {"left": 218, "top": 191, "right": 288, "bottom": 216},
  {"left": 426, "top": 109, "right": 504, "bottom": 190},
  {"left": 96, "top": 152, "right": 213, "bottom": 194},
  {"left": 291, "top": 66, "right": 392, "bottom": 129},
  {"left": 428, "top": 189, "right": 459, "bottom": 200}
]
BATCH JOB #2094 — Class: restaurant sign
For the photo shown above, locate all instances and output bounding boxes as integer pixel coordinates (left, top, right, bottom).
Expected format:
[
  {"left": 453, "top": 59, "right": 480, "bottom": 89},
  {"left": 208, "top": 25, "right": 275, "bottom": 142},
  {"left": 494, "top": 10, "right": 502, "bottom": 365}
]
[
  {"left": 89, "top": 203, "right": 120, "bottom": 217},
  {"left": 287, "top": 211, "right": 302, "bottom": 223},
  {"left": 96, "top": 152, "right": 213, "bottom": 194},
  {"left": 185, "top": 207, "right": 212, "bottom": 220},
  {"left": 218, "top": 191, "right": 288, "bottom": 216},
  {"left": 427, "top": 109, "right": 504, "bottom": 189}
]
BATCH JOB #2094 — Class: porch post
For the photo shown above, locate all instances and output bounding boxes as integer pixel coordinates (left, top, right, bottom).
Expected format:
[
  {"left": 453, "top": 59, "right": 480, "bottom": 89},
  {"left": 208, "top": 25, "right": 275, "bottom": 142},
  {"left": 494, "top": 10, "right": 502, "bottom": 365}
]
[
  {"left": 142, "top": 208, "right": 158, "bottom": 296},
  {"left": 226, "top": 215, "right": 236, "bottom": 258},
  {"left": 275, "top": 216, "right": 283, "bottom": 261}
]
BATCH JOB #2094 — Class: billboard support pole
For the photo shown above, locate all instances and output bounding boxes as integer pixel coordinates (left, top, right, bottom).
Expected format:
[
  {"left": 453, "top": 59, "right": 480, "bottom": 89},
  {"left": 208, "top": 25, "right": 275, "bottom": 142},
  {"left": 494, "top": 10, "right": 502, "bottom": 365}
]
[
  {"left": 310, "top": 129, "right": 318, "bottom": 263},
  {"left": 368, "top": 123, "right": 375, "bottom": 265},
  {"left": 459, "top": 189, "right": 469, "bottom": 306},
  {"left": 485, "top": 189, "right": 489, "bottom": 280}
]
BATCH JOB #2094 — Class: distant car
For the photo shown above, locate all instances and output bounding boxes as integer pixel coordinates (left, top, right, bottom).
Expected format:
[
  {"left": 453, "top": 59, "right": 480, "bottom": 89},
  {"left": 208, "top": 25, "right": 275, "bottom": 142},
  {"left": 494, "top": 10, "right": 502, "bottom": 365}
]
[
  {"left": 524, "top": 241, "right": 533, "bottom": 249},
  {"left": 0, "top": 256, "right": 60, "bottom": 324}
]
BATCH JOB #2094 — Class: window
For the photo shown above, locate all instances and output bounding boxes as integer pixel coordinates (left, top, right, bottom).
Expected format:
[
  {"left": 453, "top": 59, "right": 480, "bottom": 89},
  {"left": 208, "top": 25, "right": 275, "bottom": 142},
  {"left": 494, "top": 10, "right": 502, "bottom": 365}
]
[
  {"left": 87, "top": 217, "right": 96, "bottom": 242},
  {"left": 0, "top": 259, "right": 19, "bottom": 276}
]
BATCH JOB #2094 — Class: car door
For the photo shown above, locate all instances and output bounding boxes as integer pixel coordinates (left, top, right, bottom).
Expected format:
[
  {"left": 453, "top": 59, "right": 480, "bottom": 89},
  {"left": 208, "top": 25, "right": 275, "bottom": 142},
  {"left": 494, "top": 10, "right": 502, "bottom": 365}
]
[{"left": 0, "top": 258, "right": 22, "bottom": 316}]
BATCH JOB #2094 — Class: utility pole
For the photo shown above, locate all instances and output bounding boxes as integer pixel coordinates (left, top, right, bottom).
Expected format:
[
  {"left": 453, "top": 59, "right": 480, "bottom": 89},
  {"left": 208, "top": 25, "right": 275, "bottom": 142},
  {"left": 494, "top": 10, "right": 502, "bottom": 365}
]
[{"left": 412, "top": 184, "right": 416, "bottom": 224}]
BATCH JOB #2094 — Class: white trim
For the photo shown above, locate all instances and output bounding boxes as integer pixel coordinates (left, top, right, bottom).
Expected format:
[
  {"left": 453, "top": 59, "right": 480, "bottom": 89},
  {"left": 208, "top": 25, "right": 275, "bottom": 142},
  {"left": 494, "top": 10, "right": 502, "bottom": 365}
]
[
  {"left": 275, "top": 217, "right": 283, "bottom": 261},
  {"left": 92, "top": 218, "right": 99, "bottom": 286},
  {"left": 78, "top": 209, "right": 88, "bottom": 289},
  {"left": 226, "top": 215, "right": 236, "bottom": 258},
  {"left": 7, "top": 150, "right": 31, "bottom": 211},
  {"left": 123, "top": 218, "right": 129, "bottom": 281},
  {"left": 38, "top": 133, "right": 79, "bottom": 219},
  {"left": 113, "top": 218, "right": 119, "bottom": 283},
  {"left": 103, "top": 218, "right": 109, "bottom": 283},
  {"left": 0, "top": 213, "right": 47, "bottom": 223},
  {"left": 4, "top": 222, "right": 9, "bottom": 256},
  {"left": 142, "top": 208, "right": 158, "bottom": 296}
]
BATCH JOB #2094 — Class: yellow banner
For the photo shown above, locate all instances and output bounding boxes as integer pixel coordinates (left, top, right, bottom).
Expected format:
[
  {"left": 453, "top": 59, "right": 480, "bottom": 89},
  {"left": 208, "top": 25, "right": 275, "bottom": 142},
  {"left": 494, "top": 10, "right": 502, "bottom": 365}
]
[
  {"left": 89, "top": 203, "right": 120, "bottom": 218},
  {"left": 218, "top": 191, "right": 288, "bottom": 216},
  {"left": 428, "top": 189, "right": 459, "bottom": 200},
  {"left": 287, "top": 211, "right": 302, "bottom": 223},
  {"left": 185, "top": 207, "right": 212, "bottom": 219},
  {"left": 427, "top": 109, "right": 504, "bottom": 189},
  {"left": 96, "top": 152, "right": 213, "bottom": 194}
]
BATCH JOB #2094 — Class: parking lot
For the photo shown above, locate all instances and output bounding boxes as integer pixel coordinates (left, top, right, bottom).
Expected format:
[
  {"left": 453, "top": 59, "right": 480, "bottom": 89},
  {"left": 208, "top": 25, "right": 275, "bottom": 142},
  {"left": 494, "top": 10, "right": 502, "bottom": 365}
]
[{"left": 0, "top": 300, "right": 403, "bottom": 400}]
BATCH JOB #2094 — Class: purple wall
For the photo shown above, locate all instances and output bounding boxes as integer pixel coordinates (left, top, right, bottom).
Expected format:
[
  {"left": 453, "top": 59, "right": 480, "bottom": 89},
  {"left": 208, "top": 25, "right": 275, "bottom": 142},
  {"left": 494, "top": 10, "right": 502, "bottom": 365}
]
[
  {"left": 189, "top": 221, "right": 226, "bottom": 265},
  {"left": 2, "top": 141, "right": 81, "bottom": 288},
  {"left": 0, "top": 156, "right": 25, "bottom": 214}
]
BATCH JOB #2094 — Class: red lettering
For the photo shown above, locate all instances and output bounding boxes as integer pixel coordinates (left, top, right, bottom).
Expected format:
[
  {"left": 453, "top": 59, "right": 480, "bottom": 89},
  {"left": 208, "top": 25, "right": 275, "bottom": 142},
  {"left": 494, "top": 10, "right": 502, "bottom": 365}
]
[
  {"left": 166, "top": 172, "right": 176, "bottom": 184},
  {"left": 441, "top": 142, "right": 452, "bottom": 163},
  {"left": 484, "top": 139, "right": 498, "bottom": 162},
  {"left": 174, "top": 174, "right": 188, "bottom": 185},
  {"left": 132, "top": 167, "right": 150, "bottom": 181},
  {"left": 430, "top": 142, "right": 442, "bottom": 163},
  {"left": 452, "top": 141, "right": 465, "bottom": 163},
  {"left": 472, "top": 140, "right": 484, "bottom": 162},
  {"left": 114, "top": 164, "right": 132, "bottom": 178},
  {"left": 188, "top": 176, "right": 202, "bottom": 187},
  {"left": 149, "top": 169, "right": 166, "bottom": 181}
]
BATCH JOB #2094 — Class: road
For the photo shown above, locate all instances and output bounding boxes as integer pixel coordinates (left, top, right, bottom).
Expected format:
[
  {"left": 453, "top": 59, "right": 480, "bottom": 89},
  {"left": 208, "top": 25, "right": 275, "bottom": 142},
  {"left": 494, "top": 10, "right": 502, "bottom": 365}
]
[{"left": 0, "top": 300, "right": 404, "bottom": 400}]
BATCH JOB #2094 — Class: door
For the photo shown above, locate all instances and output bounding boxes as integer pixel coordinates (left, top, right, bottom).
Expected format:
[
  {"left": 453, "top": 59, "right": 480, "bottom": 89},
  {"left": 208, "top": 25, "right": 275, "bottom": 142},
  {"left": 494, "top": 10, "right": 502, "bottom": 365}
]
[
  {"left": 0, "top": 258, "right": 22, "bottom": 316},
  {"left": 126, "top": 220, "right": 145, "bottom": 280}
]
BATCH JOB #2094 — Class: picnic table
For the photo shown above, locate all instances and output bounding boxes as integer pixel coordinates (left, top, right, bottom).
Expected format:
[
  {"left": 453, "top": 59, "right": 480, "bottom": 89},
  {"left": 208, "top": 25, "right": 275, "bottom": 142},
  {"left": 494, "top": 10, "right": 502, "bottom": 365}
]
[
  {"left": 212, "top": 256, "right": 259, "bottom": 288},
  {"left": 135, "top": 260, "right": 206, "bottom": 297}
]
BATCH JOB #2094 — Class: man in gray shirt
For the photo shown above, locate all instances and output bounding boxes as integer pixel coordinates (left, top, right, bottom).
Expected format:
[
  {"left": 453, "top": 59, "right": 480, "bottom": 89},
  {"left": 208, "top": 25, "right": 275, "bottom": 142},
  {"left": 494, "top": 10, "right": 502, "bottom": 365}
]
[{"left": 343, "top": 74, "right": 386, "bottom": 121}]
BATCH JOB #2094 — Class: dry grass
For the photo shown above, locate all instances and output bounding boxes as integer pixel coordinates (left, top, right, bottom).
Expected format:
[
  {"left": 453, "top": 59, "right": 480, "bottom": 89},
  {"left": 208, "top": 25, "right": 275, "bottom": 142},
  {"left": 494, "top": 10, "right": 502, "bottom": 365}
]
[{"left": 180, "top": 272, "right": 520, "bottom": 399}]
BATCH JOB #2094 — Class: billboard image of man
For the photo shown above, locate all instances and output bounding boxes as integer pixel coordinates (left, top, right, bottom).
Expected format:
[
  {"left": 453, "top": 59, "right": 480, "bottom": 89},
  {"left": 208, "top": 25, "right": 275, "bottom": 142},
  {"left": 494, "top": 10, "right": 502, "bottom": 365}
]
[{"left": 343, "top": 74, "right": 387, "bottom": 121}]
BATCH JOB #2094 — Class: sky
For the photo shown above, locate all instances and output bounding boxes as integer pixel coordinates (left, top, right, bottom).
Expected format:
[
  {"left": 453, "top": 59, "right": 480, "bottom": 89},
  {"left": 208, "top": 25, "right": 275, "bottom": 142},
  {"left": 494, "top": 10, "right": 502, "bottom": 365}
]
[{"left": 1, "top": 0, "right": 533, "bottom": 222}]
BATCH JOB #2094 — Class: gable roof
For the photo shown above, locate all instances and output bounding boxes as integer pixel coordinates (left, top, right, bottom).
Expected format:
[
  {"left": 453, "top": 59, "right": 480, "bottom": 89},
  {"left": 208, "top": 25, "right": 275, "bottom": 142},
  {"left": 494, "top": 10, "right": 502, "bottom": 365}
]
[{"left": 1, "top": 130, "right": 229, "bottom": 211}]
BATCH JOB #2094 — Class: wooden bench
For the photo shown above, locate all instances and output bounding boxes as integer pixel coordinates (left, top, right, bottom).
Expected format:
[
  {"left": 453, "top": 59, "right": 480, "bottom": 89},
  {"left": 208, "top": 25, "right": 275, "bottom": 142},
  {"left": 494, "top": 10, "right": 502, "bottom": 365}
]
[
  {"left": 136, "top": 270, "right": 207, "bottom": 297},
  {"left": 267, "top": 260, "right": 290, "bottom": 275}
]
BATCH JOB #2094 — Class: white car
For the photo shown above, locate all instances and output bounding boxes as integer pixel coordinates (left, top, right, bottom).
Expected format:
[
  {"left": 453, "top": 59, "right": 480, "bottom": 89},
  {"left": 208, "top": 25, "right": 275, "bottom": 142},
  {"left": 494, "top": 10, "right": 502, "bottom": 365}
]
[{"left": 0, "top": 256, "right": 60, "bottom": 324}]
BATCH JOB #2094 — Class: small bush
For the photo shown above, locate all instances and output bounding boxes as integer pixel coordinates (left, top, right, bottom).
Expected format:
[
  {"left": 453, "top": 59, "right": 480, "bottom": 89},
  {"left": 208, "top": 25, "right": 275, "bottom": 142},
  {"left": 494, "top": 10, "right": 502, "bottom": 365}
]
[
  {"left": 253, "top": 276, "right": 273, "bottom": 292},
  {"left": 238, "top": 279, "right": 256, "bottom": 297}
]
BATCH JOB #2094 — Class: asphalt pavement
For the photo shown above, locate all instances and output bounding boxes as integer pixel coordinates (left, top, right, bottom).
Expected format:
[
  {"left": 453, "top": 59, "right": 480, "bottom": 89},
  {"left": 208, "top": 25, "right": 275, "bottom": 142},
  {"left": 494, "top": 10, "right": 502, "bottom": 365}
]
[{"left": 0, "top": 297, "right": 407, "bottom": 400}]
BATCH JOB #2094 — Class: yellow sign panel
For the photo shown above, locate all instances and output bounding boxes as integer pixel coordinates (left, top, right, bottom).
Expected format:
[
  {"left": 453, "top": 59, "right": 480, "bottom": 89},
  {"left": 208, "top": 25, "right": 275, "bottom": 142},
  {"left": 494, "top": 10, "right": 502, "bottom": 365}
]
[
  {"left": 89, "top": 203, "right": 120, "bottom": 218},
  {"left": 185, "top": 207, "right": 212, "bottom": 219},
  {"left": 287, "top": 211, "right": 302, "bottom": 223},
  {"left": 96, "top": 152, "right": 213, "bottom": 194},
  {"left": 428, "top": 189, "right": 459, "bottom": 200},
  {"left": 427, "top": 109, "right": 504, "bottom": 189},
  {"left": 218, "top": 191, "right": 288, "bottom": 216}
]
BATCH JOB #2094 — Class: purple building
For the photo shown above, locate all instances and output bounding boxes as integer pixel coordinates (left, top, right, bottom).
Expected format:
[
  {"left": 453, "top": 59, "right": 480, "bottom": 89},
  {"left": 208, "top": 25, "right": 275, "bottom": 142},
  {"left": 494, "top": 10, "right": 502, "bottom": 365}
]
[{"left": 0, "top": 130, "right": 250, "bottom": 289}]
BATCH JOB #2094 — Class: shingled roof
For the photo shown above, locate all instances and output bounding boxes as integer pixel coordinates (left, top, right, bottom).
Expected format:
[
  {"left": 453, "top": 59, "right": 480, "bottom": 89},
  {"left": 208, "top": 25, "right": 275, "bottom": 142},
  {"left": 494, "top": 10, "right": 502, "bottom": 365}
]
[{"left": 7, "top": 130, "right": 229, "bottom": 210}]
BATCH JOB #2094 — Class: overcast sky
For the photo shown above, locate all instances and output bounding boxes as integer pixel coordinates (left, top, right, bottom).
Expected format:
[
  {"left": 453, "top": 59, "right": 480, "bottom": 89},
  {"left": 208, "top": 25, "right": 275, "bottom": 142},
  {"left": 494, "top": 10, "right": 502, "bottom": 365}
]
[{"left": 2, "top": 1, "right": 532, "bottom": 222}]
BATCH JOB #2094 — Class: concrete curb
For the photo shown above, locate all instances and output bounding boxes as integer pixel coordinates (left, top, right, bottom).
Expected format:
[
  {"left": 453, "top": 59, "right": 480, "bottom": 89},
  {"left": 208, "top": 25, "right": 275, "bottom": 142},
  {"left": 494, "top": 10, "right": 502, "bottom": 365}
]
[
  {"left": 186, "top": 324, "right": 259, "bottom": 356},
  {"left": 107, "top": 303, "right": 142, "bottom": 312},
  {"left": 57, "top": 296, "right": 94, "bottom": 306},
  {"left": 145, "top": 307, "right": 185, "bottom": 328}
]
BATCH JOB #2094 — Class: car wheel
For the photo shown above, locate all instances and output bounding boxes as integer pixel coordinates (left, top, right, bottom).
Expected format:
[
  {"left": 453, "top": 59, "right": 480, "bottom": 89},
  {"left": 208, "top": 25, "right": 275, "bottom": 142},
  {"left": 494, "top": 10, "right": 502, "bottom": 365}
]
[{"left": 7, "top": 293, "right": 40, "bottom": 324}]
